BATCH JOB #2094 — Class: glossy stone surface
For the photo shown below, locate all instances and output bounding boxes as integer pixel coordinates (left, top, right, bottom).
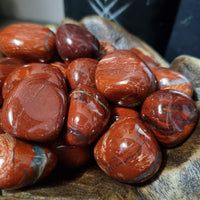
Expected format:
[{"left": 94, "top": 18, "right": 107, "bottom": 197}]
[
  {"left": 0, "top": 108, "right": 3, "bottom": 133},
  {"left": 2, "top": 77, "right": 67, "bottom": 142},
  {"left": 0, "top": 57, "right": 26, "bottom": 104},
  {"left": 141, "top": 89, "right": 198, "bottom": 147},
  {"left": 50, "top": 139, "right": 91, "bottom": 168},
  {"left": 56, "top": 24, "right": 100, "bottom": 62},
  {"left": 66, "top": 58, "right": 98, "bottom": 90},
  {"left": 2, "top": 63, "right": 67, "bottom": 99},
  {"left": 130, "top": 47, "right": 158, "bottom": 69},
  {"left": 0, "top": 133, "right": 57, "bottom": 189},
  {"left": 95, "top": 50, "right": 157, "bottom": 107},
  {"left": 51, "top": 62, "right": 68, "bottom": 79},
  {"left": 65, "top": 85, "right": 110, "bottom": 146},
  {"left": 94, "top": 117, "right": 162, "bottom": 184},
  {"left": 97, "top": 40, "right": 116, "bottom": 60},
  {"left": 110, "top": 107, "right": 140, "bottom": 123},
  {"left": 0, "top": 23, "right": 56, "bottom": 63},
  {"left": 151, "top": 66, "right": 193, "bottom": 97}
]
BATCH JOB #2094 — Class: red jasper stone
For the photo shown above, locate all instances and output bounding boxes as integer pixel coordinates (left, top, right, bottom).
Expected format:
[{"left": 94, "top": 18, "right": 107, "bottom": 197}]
[
  {"left": 51, "top": 61, "right": 68, "bottom": 79},
  {"left": 2, "top": 63, "right": 67, "bottom": 99},
  {"left": 97, "top": 40, "right": 116, "bottom": 60},
  {"left": 130, "top": 47, "right": 158, "bottom": 69},
  {"left": 2, "top": 77, "right": 67, "bottom": 142},
  {"left": 0, "top": 133, "right": 57, "bottom": 189},
  {"left": 0, "top": 23, "right": 56, "bottom": 63},
  {"left": 65, "top": 85, "right": 110, "bottom": 146},
  {"left": 0, "top": 108, "right": 4, "bottom": 133},
  {"left": 50, "top": 139, "right": 91, "bottom": 168},
  {"left": 66, "top": 58, "right": 98, "bottom": 89},
  {"left": 56, "top": 24, "right": 100, "bottom": 62},
  {"left": 94, "top": 117, "right": 162, "bottom": 184},
  {"left": 111, "top": 107, "right": 140, "bottom": 122},
  {"left": 141, "top": 89, "right": 199, "bottom": 147},
  {"left": 95, "top": 50, "right": 157, "bottom": 107},
  {"left": 151, "top": 66, "right": 193, "bottom": 97},
  {"left": 0, "top": 57, "right": 26, "bottom": 104}
]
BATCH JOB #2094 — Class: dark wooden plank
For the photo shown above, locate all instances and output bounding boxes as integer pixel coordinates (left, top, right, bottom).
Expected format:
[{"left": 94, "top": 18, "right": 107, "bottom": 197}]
[{"left": 2, "top": 163, "right": 140, "bottom": 200}]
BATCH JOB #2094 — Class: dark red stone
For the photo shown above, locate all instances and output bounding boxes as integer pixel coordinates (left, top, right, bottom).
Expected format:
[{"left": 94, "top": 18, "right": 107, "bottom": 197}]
[
  {"left": 141, "top": 89, "right": 199, "bottom": 147},
  {"left": 0, "top": 108, "right": 4, "bottom": 133},
  {"left": 2, "top": 77, "right": 67, "bottom": 142},
  {"left": 130, "top": 47, "right": 158, "bottom": 69},
  {"left": 56, "top": 24, "right": 100, "bottom": 62},
  {"left": 0, "top": 23, "right": 56, "bottom": 63},
  {"left": 151, "top": 66, "right": 193, "bottom": 97},
  {"left": 66, "top": 58, "right": 98, "bottom": 89},
  {"left": 95, "top": 50, "right": 157, "bottom": 107},
  {"left": 51, "top": 61, "right": 68, "bottom": 79},
  {"left": 65, "top": 85, "right": 110, "bottom": 146},
  {"left": 50, "top": 139, "right": 91, "bottom": 168},
  {"left": 2, "top": 62, "right": 67, "bottom": 99},
  {"left": 94, "top": 117, "right": 162, "bottom": 184},
  {"left": 0, "top": 57, "right": 26, "bottom": 104},
  {"left": 111, "top": 107, "right": 140, "bottom": 122},
  {"left": 97, "top": 40, "right": 116, "bottom": 60},
  {"left": 0, "top": 133, "right": 57, "bottom": 189}
]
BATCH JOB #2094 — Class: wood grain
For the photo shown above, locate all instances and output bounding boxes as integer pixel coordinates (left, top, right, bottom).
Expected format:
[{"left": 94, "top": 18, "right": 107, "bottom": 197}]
[
  {"left": 2, "top": 163, "right": 140, "bottom": 200},
  {"left": 80, "top": 15, "right": 169, "bottom": 68},
  {"left": 170, "top": 55, "right": 200, "bottom": 108},
  {"left": 137, "top": 118, "right": 200, "bottom": 200}
]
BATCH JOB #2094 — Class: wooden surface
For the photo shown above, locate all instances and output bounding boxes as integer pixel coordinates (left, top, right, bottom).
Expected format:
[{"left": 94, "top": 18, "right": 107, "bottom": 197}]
[
  {"left": 1, "top": 16, "right": 200, "bottom": 200},
  {"left": 2, "top": 163, "right": 140, "bottom": 200}
]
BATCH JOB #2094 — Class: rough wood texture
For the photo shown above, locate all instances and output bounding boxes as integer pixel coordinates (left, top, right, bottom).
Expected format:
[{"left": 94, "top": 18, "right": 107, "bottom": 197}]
[
  {"left": 137, "top": 118, "right": 200, "bottom": 200},
  {"left": 2, "top": 163, "right": 140, "bottom": 200},
  {"left": 80, "top": 15, "right": 169, "bottom": 68},
  {"left": 170, "top": 55, "right": 200, "bottom": 107}
]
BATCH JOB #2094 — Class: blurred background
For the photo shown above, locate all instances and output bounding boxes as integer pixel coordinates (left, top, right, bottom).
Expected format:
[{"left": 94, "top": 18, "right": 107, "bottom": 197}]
[{"left": 0, "top": 0, "right": 199, "bottom": 62}]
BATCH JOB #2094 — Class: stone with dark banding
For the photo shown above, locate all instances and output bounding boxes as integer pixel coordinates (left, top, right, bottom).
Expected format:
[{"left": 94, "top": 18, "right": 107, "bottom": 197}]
[
  {"left": 94, "top": 117, "right": 162, "bottom": 184},
  {"left": 50, "top": 138, "right": 91, "bottom": 168},
  {"left": 0, "top": 23, "right": 56, "bottom": 63},
  {"left": 151, "top": 66, "right": 193, "bottom": 97},
  {"left": 95, "top": 49, "right": 157, "bottom": 107},
  {"left": 0, "top": 133, "right": 57, "bottom": 189},
  {"left": 66, "top": 58, "right": 98, "bottom": 90},
  {"left": 110, "top": 106, "right": 140, "bottom": 123},
  {"left": 65, "top": 85, "right": 110, "bottom": 146},
  {"left": 141, "top": 89, "right": 198, "bottom": 147}
]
